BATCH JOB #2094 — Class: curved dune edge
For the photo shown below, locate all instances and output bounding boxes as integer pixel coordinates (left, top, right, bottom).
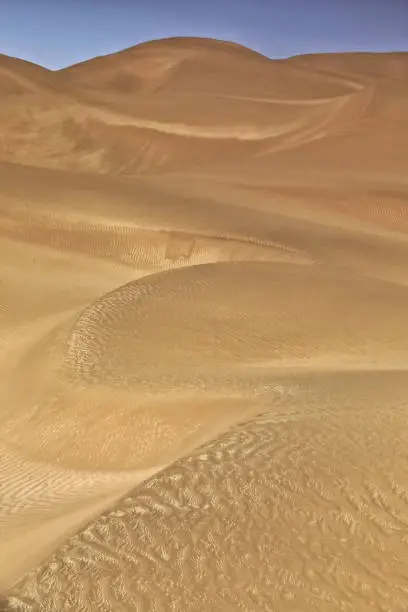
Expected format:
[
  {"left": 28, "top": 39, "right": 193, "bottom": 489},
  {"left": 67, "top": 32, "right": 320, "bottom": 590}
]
[
  {"left": 1, "top": 258, "right": 408, "bottom": 598},
  {"left": 0, "top": 446, "right": 165, "bottom": 591},
  {"left": 75, "top": 90, "right": 359, "bottom": 141},
  {"left": 4, "top": 369, "right": 408, "bottom": 611}
]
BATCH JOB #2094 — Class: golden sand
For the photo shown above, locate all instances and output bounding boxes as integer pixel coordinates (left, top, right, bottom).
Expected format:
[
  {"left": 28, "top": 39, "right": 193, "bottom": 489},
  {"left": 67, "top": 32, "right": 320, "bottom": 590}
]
[{"left": 1, "top": 37, "right": 408, "bottom": 611}]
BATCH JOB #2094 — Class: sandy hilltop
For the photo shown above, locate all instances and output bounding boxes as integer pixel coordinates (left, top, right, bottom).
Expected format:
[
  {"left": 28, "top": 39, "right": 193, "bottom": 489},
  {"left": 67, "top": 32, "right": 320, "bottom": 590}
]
[{"left": 1, "top": 37, "right": 408, "bottom": 611}]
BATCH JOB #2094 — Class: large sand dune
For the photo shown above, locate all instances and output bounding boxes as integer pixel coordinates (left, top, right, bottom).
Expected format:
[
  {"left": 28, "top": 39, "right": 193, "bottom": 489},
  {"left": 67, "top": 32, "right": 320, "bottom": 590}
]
[{"left": 1, "top": 37, "right": 408, "bottom": 611}]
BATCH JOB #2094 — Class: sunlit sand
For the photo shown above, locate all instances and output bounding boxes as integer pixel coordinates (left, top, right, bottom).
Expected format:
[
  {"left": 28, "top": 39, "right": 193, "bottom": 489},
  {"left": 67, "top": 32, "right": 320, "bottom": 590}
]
[{"left": 1, "top": 37, "right": 408, "bottom": 611}]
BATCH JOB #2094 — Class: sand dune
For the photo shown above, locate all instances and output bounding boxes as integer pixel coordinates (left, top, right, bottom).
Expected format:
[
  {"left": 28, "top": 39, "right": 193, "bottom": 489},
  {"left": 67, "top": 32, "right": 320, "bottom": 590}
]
[
  {"left": 3, "top": 37, "right": 405, "bottom": 174},
  {"left": 0, "top": 54, "right": 55, "bottom": 96},
  {"left": 1, "top": 37, "right": 408, "bottom": 611}
]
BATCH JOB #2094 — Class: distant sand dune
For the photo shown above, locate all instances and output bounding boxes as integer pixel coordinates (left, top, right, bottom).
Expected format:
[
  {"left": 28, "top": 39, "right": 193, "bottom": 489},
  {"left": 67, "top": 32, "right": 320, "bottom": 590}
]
[{"left": 2, "top": 38, "right": 406, "bottom": 174}]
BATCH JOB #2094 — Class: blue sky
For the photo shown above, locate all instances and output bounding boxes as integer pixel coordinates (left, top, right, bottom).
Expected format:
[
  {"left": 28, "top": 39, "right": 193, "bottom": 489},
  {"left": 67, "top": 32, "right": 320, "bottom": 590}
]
[{"left": 1, "top": 0, "right": 407, "bottom": 69}]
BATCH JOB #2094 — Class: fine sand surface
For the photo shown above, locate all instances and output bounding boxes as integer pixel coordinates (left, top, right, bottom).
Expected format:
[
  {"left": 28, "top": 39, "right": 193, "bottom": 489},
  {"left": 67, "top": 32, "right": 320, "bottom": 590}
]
[{"left": 1, "top": 37, "right": 408, "bottom": 611}]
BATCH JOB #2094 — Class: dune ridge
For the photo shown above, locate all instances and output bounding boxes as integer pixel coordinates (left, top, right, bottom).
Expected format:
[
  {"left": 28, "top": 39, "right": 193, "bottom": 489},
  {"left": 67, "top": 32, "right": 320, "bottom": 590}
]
[{"left": 1, "top": 37, "right": 407, "bottom": 174}]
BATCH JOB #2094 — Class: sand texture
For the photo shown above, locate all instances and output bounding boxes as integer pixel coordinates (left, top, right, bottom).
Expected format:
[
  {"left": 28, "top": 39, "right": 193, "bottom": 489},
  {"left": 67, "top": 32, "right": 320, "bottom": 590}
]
[{"left": 1, "top": 37, "right": 408, "bottom": 611}]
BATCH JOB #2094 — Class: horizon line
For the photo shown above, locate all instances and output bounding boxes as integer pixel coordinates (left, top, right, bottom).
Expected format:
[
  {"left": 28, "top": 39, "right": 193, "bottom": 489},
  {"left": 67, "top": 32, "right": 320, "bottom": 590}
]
[{"left": 1, "top": 35, "right": 407, "bottom": 72}]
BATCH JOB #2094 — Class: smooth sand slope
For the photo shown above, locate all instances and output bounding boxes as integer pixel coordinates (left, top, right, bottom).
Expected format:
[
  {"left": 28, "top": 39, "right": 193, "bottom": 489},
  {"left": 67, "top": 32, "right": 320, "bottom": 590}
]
[{"left": 1, "top": 37, "right": 408, "bottom": 611}]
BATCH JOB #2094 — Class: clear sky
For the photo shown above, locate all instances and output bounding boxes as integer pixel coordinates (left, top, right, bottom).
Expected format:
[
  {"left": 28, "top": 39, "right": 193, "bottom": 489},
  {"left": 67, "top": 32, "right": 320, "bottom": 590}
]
[{"left": 1, "top": 0, "right": 407, "bottom": 69}]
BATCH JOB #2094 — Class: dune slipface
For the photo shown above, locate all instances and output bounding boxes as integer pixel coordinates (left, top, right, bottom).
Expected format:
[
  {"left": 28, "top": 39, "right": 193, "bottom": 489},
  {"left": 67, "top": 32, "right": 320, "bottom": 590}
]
[{"left": 1, "top": 37, "right": 408, "bottom": 611}]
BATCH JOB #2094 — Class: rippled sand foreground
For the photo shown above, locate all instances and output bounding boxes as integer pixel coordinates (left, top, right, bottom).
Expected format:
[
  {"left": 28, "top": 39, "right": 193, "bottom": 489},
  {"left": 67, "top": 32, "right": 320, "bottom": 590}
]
[{"left": 1, "top": 38, "right": 408, "bottom": 611}]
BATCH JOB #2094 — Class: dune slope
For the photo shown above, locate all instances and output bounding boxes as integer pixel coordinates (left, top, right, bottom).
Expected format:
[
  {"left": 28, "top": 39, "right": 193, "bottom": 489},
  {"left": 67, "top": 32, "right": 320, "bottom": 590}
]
[
  {"left": 3, "top": 38, "right": 406, "bottom": 174},
  {"left": 1, "top": 37, "right": 408, "bottom": 611}
]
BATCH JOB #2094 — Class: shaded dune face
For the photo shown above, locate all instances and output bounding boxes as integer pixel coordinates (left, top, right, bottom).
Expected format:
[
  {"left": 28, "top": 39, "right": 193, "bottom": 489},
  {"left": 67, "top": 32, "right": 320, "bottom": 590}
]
[{"left": 1, "top": 37, "right": 408, "bottom": 611}]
